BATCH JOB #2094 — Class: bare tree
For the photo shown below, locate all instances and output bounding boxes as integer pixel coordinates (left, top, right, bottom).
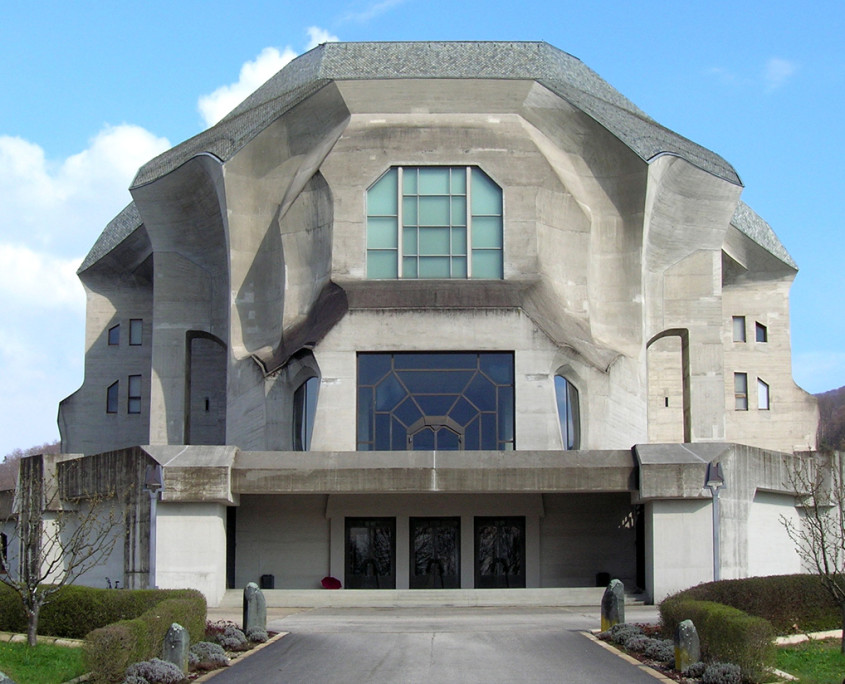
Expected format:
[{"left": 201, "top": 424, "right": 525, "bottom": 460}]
[
  {"left": 0, "top": 454, "right": 125, "bottom": 646},
  {"left": 781, "top": 451, "right": 845, "bottom": 653}
]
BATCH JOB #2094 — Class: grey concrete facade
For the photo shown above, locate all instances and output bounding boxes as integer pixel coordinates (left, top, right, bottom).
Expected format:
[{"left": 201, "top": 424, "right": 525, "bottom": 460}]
[{"left": 43, "top": 42, "right": 820, "bottom": 604}]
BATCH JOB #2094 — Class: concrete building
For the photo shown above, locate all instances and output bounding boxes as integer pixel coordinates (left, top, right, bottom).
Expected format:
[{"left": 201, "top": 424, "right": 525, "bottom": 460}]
[{"left": 38, "top": 41, "right": 818, "bottom": 605}]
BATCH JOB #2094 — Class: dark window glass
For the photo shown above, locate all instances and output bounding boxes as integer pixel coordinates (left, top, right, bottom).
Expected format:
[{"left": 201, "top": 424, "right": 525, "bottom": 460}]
[
  {"left": 345, "top": 518, "right": 396, "bottom": 589},
  {"left": 410, "top": 517, "right": 460, "bottom": 589},
  {"left": 554, "top": 376, "right": 581, "bottom": 450},
  {"left": 755, "top": 322, "right": 768, "bottom": 343},
  {"left": 106, "top": 381, "right": 119, "bottom": 414},
  {"left": 129, "top": 319, "right": 142, "bottom": 346},
  {"left": 292, "top": 376, "right": 319, "bottom": 450},
  {"left": 734, "top": 372, "right": 748, "bottom": 411},
  {"left": 357, "top": 352, "right": 514, "bottom": 451},
  {"left": 108, "top": 325, "right": 120, "bottom": 346},
  {"left": 128, "top": 375, "right": 141, "bottom": 414},
  {"left": 474, "top": 516, "right": 525, "bottom": 588}
]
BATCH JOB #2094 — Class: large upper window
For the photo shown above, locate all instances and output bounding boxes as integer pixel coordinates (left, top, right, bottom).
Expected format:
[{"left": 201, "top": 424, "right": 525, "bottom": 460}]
[
  {"left": 366, "top": 166, "right": 503, "bottom": 279},
  {"left": 357, "top": 352, "right": 514, "bottom": 451},
  {"left": 554, "top": 376, "right": 581, "bottom": 450}
]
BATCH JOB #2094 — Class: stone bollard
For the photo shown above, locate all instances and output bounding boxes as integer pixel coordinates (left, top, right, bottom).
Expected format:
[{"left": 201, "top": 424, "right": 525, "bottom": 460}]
[
  {"left": 243, "top": 581, "right": 267, "bottom": 634},
  {"left": 600, "top": 579, "right": 625, "bottom": 631},
  {"left": 162, "top": 622, "right": 189, "bottom": 674},
  {"left": 674, "top": 619, "right": 700, "bottom": 672}
]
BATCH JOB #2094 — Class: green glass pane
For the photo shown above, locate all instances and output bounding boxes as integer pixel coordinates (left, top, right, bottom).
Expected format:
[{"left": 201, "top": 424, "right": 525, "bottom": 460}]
[
  {"left": 419, "top": 196, "right": 450, "bottom": 226},
  {"left": 419, "top": 167, "right": 450, "bottom": 195},
  {"left": 471, "top": 169, "right": 502, "bottom": 215},
  {"left": 452, "top": 227, "right": 467, "bottom": 255},
  {"left": 451, "top": 196, "right": 466, "bottom": 225},
  {"left": 452, "top": 257, "right": 467, "bottom": 278},
  {"left": 419, "top": 227, "right": 450, "bottom": 255},
  {"left": 471, "top": 250, "right": 503, "bottom": 279},
  {"left": 450, "top": 168, "right": 466, "bottom": 194},
  {"left": 402, "top": 197, "right": 418, "bottom": 225},
  {"left": 367, "top": 217, "right": 398, "bottom": 248},
  {"left": 403, "top": 226, "right": 418, "bottom": 255},
  {"left": 402, "top": 257, "right": 418, "bottom": 278},
  {"left": 367, "top": 250, "right": 398, "bottom": 278},
  {"left": 402, "top": 167, "right": 417, "bottom": 194},
  {"left": 418, "top": 257, "right": 451, "bottom": 278},
  {"left": 368, "top": 168, "right": 398, "bottom": 215},
  {"left": 471, "top": 216, "right": 502, "bottom": 248}
]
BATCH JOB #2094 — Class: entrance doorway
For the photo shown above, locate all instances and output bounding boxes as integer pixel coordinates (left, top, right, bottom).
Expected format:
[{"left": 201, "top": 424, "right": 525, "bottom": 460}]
[
  {"left": 345, "top": 518, "right": 396, "bottom": 589},
  {"left": 410, "top": 517, "right": 460, "bottom": 588},
  {"left": 474, "top": 517, "right": 525, "bottom": 588}
]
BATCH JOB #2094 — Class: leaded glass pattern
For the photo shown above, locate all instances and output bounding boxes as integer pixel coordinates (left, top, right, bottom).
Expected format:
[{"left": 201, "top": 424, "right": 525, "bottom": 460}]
[
  {"left": 357, "top": 352, "right": 514, "bottom": 451},
  {"left": 366, "top": 166, "right": 503, "bottom": 279}
]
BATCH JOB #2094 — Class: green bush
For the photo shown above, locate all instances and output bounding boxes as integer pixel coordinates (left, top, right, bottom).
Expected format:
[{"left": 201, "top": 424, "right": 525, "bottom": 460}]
[
  {"left": 666, "top": 574, "right": 838, "bottom": 634},
  {"left": 85, "top": 593, "right": 206, "bottom": 683},
  {"left": 0, "top": 583, "right": 205, "bottom": 639},
  {"left": 660, "top": 598, "right": 775, "bottom": 682}
]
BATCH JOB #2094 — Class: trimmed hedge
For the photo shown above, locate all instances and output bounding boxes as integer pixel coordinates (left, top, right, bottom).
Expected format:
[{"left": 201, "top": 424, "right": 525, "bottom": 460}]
[
  {"left": 660, "top": 597, "right": 775, "bottom": 682},
  {"left": 666, "top": 574, "right": 838, "bottom": 634},
  {"left": 84, "top": 594, "right": 206, "bottom": 683},
  {"left": 0, "top": 583, "right": 205, "bottom": 639}
]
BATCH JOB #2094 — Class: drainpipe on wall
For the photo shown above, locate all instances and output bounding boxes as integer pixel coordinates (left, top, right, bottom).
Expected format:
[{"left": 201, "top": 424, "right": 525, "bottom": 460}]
[
  {"left": 705, "top": 461, "right": 726, "bottom": 582},
  {"left": 144, "top": 464, "right": 164, "bottom": 589}
]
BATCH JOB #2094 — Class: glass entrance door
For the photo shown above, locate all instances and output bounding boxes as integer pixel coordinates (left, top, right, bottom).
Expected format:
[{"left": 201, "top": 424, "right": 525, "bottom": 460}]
[
  {"left": 474, "top": 516, "right": 525, "bottom": 588},
  {"left": 345, "top": 518, "right": 396, "bottom": 589},
  {"left": 410, "top": 517, "right": 460, "bottom": 589}
]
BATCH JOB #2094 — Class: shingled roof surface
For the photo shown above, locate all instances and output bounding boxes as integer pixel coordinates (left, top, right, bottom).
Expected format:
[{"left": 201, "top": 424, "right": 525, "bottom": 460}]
[{"left": 131, "top": 41, "right": 740, "bottom": 188}]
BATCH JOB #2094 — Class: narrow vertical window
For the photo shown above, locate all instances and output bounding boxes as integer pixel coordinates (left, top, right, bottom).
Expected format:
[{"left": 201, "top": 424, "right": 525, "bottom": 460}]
[
  {"left": 755, "top": 322, "right": 767, "bottom": 343},
  {"left": 0, "top": 532, "right": 7, "bottom": 573},
  {"left": 757, "top": 378, "right": 770, "bottom": 410},
  {"left": 108, "top": 324, "right": 120, "bottom": 346},
  {"left": 734, "top": 372, "right": 748, "bottom": 410},
  {"left": 106, "top": 381, "right": 119, "bottom": 414},
  {"left": 129, "top": 319, "right": 143, "bottom": 346},
  {"left": 554, "top": 375, "right": 581, "bottom": 450},
  {"left": 128, "top": 375, "right": 142, "bottom": 414},
  {"left": 732, "top": 316, "right": 746, "bottom": 342},
  {"left": 292, "top": 376, "right": 320, "bottom": 450}
]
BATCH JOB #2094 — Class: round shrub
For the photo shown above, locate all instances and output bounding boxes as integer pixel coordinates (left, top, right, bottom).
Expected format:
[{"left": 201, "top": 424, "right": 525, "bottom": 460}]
[
  {"left": 123, "top": 676, "right": 149, "bottom": 684},
  {"left": 622, "top": 635, "right": 654, "bottom": 653},
  {"left": 189, "top": 641, "right": 229, "bottom": 670},
  {"left": 213, "top": 624, "right": 248, "bottom": 651},
  {"left": 701, "top": 662, "right": 741, "bottom": 684},
  {"left": 682, "top": 661, "right": 707, "bottom": 678},
  {"left": 610, "top": 624, "right": 643, "bottom": 646},
  {"left": 246, "top": 626, "right": 268, "bottom": 643},
  {"left": 124, "top": 658, "right": 185, "bottom": 684},
  {"left": 643, "top": 638, "right": 674, "bottom": 663}
]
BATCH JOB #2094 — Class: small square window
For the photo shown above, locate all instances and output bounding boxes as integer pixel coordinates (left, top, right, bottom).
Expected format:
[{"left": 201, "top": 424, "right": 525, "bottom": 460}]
[
  {"left": 106, "top": 381, "right": 119, "bottom": 413},
  {"left": 108, "top": 324, "right": 120, "bottom": 346},
  {"left": 755, "top": 322, "right": 768, "bottom": 343},
  {"left": 734, "top": 372, "right": 748, "bottom": 410},
  {"left": 758, "top": 378, "right": 770, "bottom": 410},
  {"left": 128, "top": 375, "right": 142, "bottom": 414},
  {"left": 732, "top": 316, "right": 746, "bottom": 342},
  {"left": 129, "top": 319, "right": 142, "bottom": 346}
]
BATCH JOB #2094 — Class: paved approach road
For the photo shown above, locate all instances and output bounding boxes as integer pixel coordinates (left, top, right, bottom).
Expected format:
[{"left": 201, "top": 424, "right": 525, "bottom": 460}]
[{"left": 208, "top": 606, "right": 664, "bottom": 683}]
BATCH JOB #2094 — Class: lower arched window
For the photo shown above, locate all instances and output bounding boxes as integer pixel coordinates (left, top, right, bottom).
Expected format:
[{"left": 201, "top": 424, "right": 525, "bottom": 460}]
[
  {"left": 292, "top": 376, "right": 320, "bottom": 450},
  {"left": 554, "top": 376, "right": 580, "bottom": 450}
]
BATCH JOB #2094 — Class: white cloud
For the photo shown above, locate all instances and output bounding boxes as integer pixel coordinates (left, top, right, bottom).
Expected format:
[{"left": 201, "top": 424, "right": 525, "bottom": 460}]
[
  {"left": 0, "top": 124, "right": 169, "bottom": 456},
  {"left": 306, "top": 26, "right": 339, "bottom": 50},
  {"left": 197, "top": 27, "right": 340, "bottom": 128},
  {"left": 764, "top": 57, "right": 798, "bottom": 91}
]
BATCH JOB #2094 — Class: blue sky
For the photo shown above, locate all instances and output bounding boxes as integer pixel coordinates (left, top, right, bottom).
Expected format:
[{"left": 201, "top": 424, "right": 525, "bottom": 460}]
[{"left": 1, "top": 0, "right": 843, "bottom": 455}]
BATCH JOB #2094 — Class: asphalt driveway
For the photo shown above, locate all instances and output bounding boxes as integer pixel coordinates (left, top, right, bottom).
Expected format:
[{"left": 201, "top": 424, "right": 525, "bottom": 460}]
[{"left": 207, "top": 606, "right": 664, "bottom": 683}]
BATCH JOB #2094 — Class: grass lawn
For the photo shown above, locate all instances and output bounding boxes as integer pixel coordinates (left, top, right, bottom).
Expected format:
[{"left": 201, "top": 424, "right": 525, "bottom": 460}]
[
  {"left": 776, "top": 638, "right": 845, "bottom": 684},
  {"left": 0, "top": 641, "right": 87, "bottom": 684}
]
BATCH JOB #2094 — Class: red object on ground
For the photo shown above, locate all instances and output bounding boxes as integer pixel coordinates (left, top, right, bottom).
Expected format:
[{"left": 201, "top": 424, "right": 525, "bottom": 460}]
[{"left": 321, "top": 576, "right": 342, "bottom": 589}]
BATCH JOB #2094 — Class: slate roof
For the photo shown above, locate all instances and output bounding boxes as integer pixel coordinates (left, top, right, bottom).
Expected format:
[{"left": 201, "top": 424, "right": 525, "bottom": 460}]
[
  {"left": 81, "top": 41, "right": 794, "bottom": 272},
  {"left": 132, "top": 41, "right": 740, "bottom": 188}
]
